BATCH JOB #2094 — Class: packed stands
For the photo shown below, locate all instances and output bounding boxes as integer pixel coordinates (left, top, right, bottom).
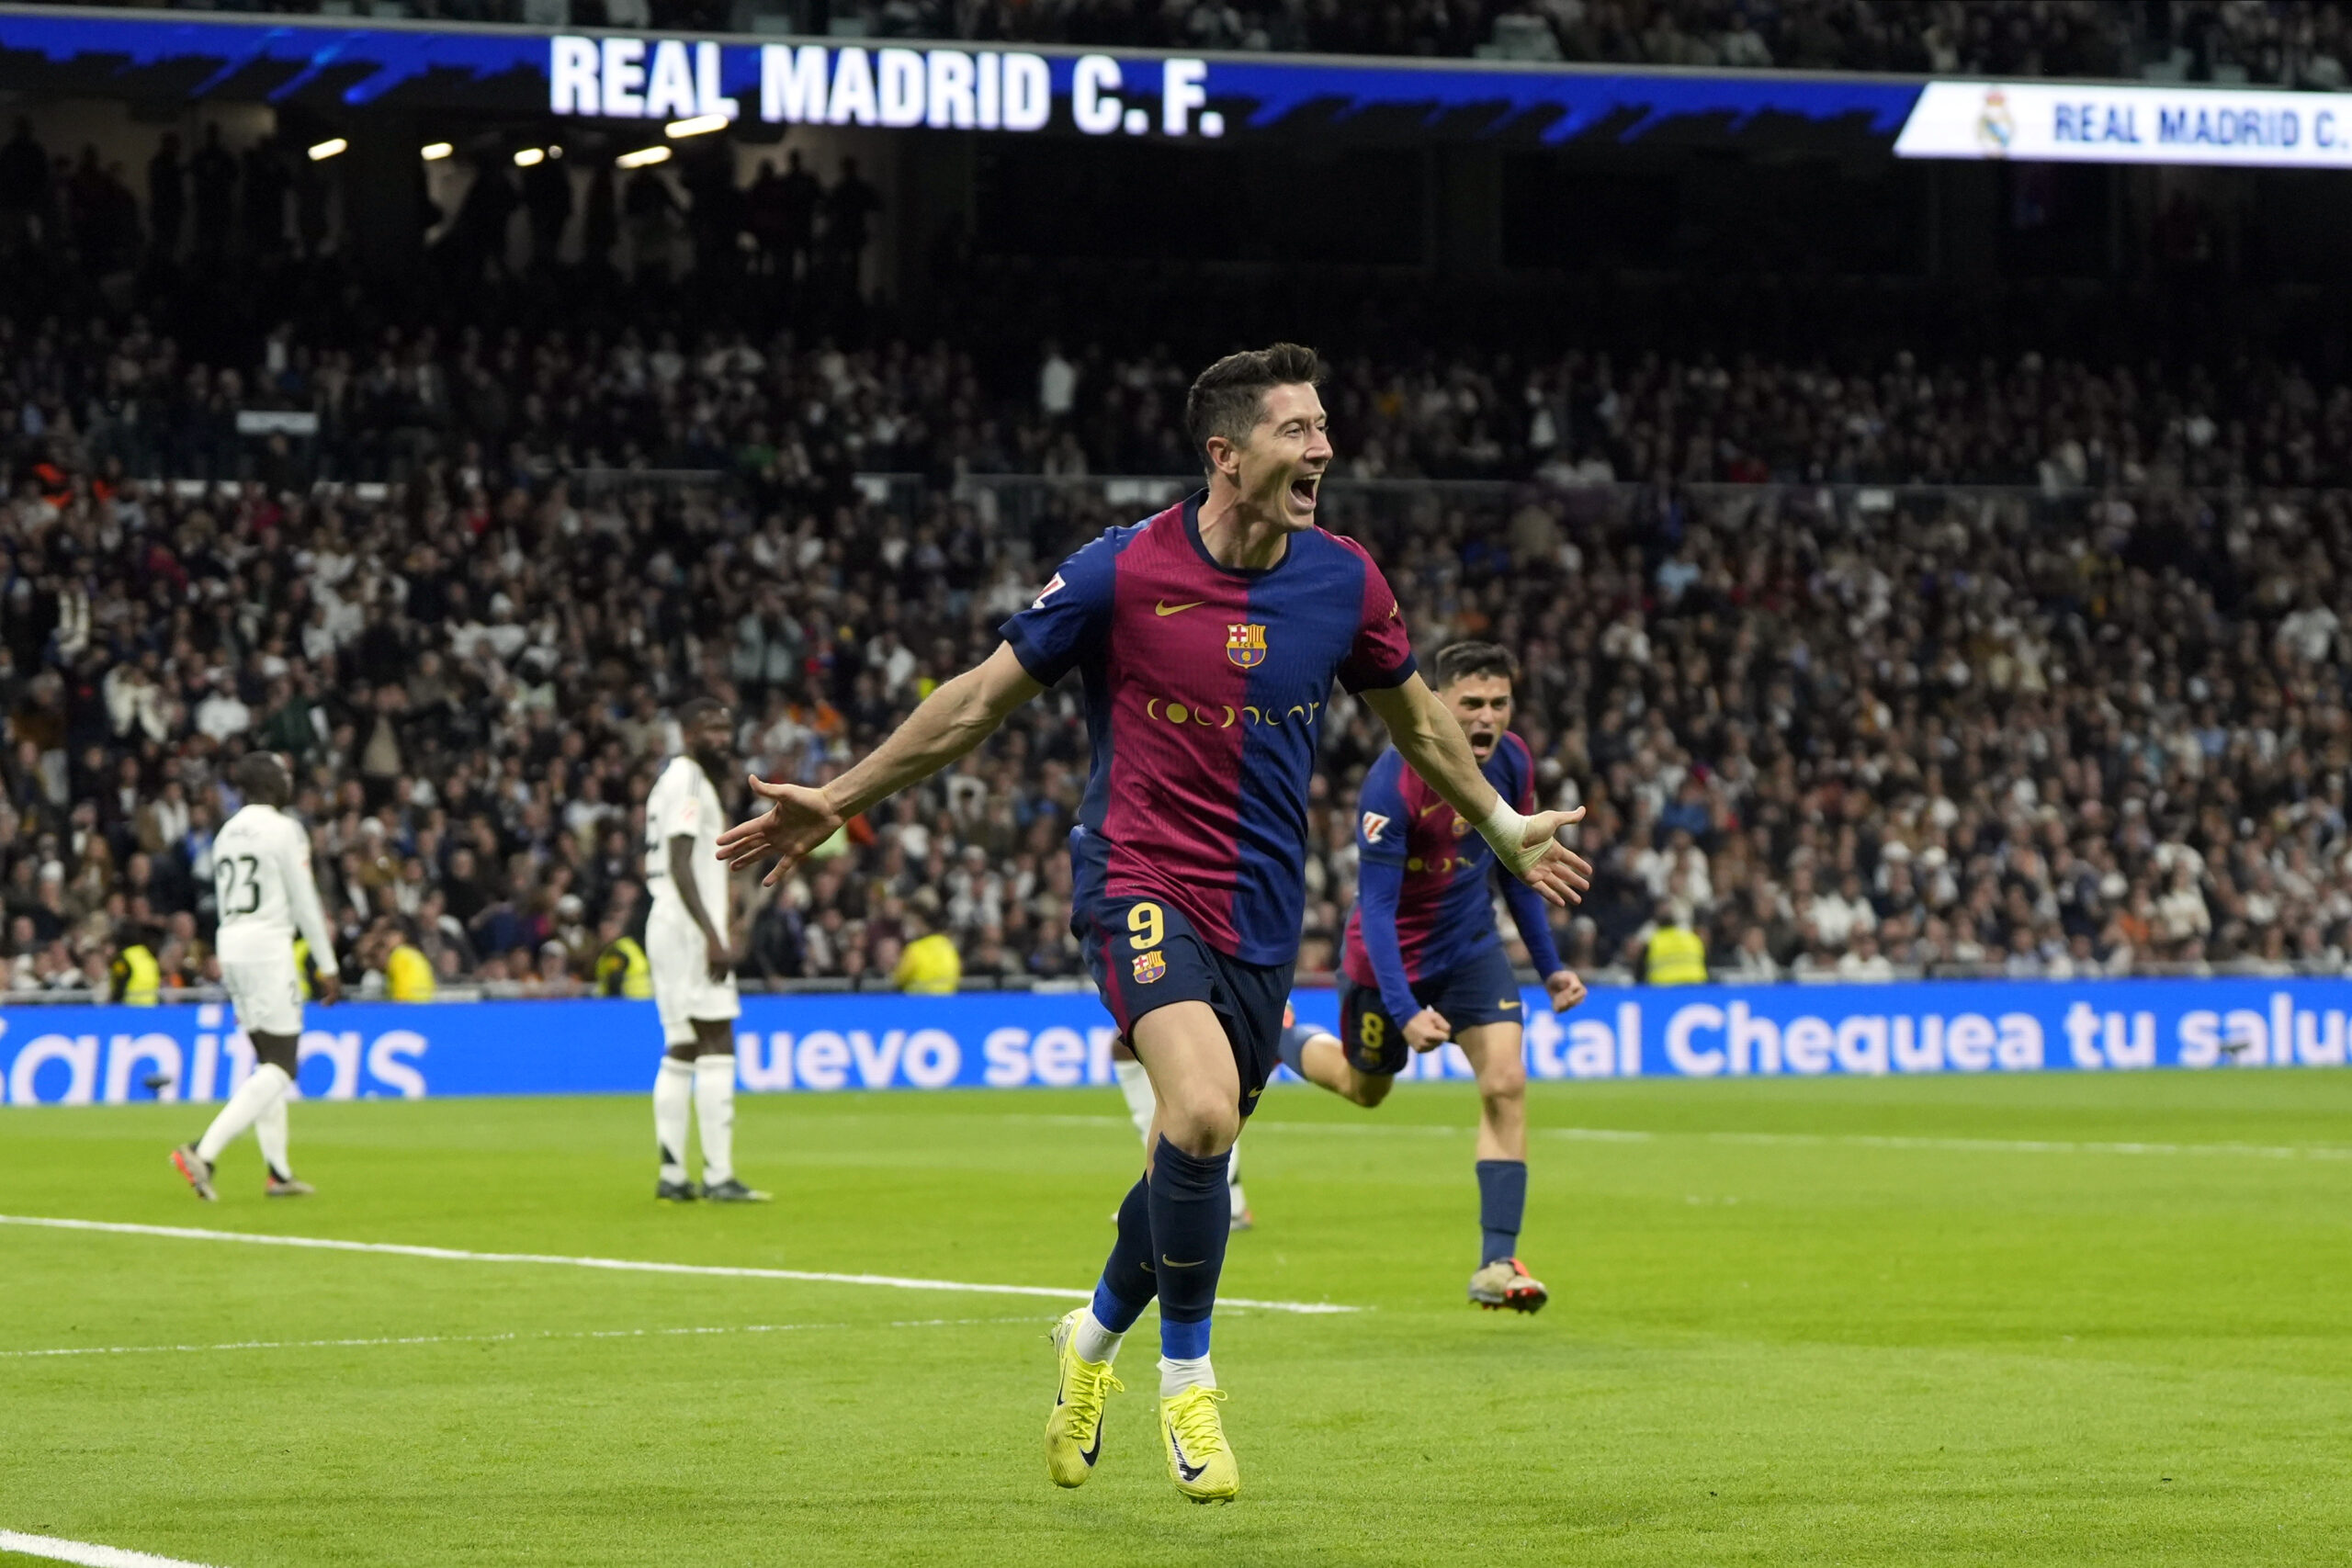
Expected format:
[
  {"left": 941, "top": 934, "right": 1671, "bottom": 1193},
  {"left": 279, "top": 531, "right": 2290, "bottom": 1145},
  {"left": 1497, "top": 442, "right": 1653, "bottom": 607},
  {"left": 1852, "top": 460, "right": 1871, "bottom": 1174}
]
[{"left": 6, "top": 277, "right": 2348, "bottom": 997}]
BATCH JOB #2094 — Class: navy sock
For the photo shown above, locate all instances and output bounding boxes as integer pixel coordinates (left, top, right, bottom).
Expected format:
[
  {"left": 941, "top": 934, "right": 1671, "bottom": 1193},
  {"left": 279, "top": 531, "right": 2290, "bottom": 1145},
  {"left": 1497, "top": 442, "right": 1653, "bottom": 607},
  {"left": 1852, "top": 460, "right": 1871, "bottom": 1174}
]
[
  {"left": 1476, "top": 1158, "right": 1527, "bottom": 1268},
  {"left": 1090, "top": 1172, "right": 1155, "bottom": 1332},
  {"left": 1275, "top": 1023, "right": 1316, "bottom": 1078},
  {"left": 1148, "top": 1135, "right": 1230, "bottom": 1360}
]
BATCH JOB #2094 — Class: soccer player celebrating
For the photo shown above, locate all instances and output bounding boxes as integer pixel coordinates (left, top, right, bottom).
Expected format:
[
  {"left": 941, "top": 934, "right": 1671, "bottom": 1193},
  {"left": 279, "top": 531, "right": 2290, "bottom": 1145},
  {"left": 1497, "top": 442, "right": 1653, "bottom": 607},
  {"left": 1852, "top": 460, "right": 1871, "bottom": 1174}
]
[
  {"left": 646, "top": 698, "right": 767, "bottom": 1203},
  {"left": 718, "top": 344, "right": 1589, "bottom": 1504},
  {"left": 170, "top": 752, "right": 338, "bottom": 1201},
  {"left": 1280, "top": 642, "right": 1588, "bottom": 1313}
]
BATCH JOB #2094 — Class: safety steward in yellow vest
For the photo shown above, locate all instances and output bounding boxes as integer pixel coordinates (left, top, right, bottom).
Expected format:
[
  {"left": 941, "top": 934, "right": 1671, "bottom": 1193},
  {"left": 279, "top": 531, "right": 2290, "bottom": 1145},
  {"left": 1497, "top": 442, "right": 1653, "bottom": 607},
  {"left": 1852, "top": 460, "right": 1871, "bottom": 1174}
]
[
  {"left": 1643, "top": 902, "right": 1709, "bottom": 987},
  {"left": 110, "top": 928, "right": 163, "bottom": 1005},
  {"left": 596, "top": 919, "right": 653, "bottom": 998}
]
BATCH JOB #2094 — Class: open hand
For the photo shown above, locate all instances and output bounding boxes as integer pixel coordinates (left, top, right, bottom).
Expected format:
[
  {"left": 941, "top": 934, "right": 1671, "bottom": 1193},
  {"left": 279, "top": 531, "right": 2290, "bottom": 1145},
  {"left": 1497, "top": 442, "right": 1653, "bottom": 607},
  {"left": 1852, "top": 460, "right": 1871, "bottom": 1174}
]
[
  {"left": 716, "top": 775, "right": 845, "bottom": 887},
  {"left": 1514, "top": 807, "right": 1593, "bottom": 908}
]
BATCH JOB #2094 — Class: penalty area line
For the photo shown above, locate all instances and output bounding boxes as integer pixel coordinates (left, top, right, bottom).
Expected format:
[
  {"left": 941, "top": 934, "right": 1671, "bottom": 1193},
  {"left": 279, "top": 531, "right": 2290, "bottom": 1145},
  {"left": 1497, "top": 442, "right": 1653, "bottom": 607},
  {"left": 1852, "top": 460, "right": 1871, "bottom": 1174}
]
[
  {"left": 0, "top": 1215, "right": 1359, "bottom": 1315},
  {"left": 0, "top": 1315, "right": 1044, "bottom": 1361},
  {"left": 0, "top": 1529, "right": 226, "bottom": 1568}
]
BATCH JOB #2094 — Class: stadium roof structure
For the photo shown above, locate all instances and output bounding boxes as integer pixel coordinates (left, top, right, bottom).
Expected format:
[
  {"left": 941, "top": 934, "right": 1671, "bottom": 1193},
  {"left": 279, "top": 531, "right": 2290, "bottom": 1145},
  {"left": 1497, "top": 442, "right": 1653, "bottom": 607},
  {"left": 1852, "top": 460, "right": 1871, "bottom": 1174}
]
[{"left": 6, "top": 3, "right": 2351, "bottom": 168}]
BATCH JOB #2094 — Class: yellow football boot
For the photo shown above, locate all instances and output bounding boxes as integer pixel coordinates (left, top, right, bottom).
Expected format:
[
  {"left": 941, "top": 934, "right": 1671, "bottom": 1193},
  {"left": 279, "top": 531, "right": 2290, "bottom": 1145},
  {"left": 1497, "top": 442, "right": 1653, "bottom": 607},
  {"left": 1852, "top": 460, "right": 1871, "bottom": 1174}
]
[
  {"left": 1159, "top": 1384, "right": 1239, "bottom": 1504},
  {"left": 1045, "top": 1308, "right": 1123, "bottom": 1488}
]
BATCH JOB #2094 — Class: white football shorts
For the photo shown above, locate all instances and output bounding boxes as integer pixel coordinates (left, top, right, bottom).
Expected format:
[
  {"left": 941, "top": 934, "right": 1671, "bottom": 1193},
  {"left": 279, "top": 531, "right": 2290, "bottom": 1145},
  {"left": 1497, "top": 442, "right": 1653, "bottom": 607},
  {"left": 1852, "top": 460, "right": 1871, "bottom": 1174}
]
[
  {"left": 647, "top": 905, "right": 741, "bottom": 1046},
  {"left": 220, "top": 953, "right": 304, "bottom": 1039}
]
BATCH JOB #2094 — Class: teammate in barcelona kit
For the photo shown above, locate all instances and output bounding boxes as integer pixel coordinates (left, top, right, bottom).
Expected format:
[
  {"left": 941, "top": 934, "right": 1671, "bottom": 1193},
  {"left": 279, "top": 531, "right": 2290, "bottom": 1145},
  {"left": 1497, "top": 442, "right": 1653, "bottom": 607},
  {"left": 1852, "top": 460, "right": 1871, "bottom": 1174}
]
[
  {"left": 645, "top": 698, "right": 767, "bottom": 1204},
  {"left": 718, "top": 344, "right": 1592, "bottom": 1503},
  {"left": 1275, "top": 641, "right": 1588, "bottom": 1313},
  {"left": 171, "top": 753, "right": 338, "bottom": 1201}
]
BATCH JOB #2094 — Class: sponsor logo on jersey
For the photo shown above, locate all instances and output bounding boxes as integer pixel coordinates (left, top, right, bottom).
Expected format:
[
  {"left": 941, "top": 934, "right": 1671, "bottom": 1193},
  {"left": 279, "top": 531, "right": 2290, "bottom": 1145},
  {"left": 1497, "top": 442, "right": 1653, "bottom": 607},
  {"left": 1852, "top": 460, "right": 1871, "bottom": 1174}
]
[
  {"left": 1226, "top": 622, "right": 1268, "bottom": 669},
  {"left": 1143, "top": 694, "right": 1324, "bottom": 729},
  {"left": 1132, "top": 950, "right": 1167, "bottom": 984},
  {"left": 1361, "top": 811, "right": 1390, "bottom": 844},
  {"left": 1155, "top": 599, "right": 1205, "bottom": 616}
]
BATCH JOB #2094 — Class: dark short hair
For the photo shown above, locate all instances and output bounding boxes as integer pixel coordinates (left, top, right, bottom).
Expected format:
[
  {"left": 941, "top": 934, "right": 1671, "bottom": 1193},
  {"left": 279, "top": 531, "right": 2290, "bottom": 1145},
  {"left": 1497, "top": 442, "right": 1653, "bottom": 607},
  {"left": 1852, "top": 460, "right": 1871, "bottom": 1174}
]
[
  {"left": 677, "top": 696, "right": 728, "bottom": 728},
  {"left": 1432, "top": 641, "right": 1519, "bottom": 690},
  {"left": 232, "top": 751, "right": 290, "bottom": 806},
  {"left": 1184, "top": 343, "right": 1322, "bottom": 463}
]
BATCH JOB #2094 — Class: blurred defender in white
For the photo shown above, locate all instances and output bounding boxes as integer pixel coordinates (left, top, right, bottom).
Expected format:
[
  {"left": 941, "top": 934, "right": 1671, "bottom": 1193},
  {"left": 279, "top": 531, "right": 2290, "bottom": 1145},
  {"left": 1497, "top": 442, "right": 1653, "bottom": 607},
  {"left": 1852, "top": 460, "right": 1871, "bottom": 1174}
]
[
  {"left": 171, "top": 753, "right": 338, "bottom": 1201},
  {"left": 645, "top": 698, "right": 767, "bottom": 1203}
]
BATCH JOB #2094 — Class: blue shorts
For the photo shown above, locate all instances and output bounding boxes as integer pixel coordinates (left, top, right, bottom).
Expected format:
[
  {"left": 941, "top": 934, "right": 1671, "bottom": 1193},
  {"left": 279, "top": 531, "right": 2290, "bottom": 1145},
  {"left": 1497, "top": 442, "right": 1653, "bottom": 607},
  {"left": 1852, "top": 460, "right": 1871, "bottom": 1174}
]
[
  {"left": 1337, "top": 942, "right": 1524, "bottom": 1076},
  {"left": 1078, "top": 895, "right": 1295, "bottom": 1120}
]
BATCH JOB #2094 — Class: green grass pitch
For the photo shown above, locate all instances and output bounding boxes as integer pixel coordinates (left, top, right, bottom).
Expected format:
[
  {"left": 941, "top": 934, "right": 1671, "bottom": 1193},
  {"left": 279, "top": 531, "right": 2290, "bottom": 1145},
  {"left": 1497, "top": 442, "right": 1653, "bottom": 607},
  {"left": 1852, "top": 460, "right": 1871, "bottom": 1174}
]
[{"left": 4, "top": 1071, "right": 2349, "bottom": 1566}]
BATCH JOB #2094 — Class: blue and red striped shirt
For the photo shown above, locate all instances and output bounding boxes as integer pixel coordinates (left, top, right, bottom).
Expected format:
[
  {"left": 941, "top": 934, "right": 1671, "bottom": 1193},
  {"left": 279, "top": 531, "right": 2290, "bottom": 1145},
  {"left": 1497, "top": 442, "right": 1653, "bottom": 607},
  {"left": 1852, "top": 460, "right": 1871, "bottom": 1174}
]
[
  {"left": 1000, "top": 493, "right": 1417, "bottom": 965},
  {"left": 1340, "top": 731, "right": 1566, "bottom": 1021}
]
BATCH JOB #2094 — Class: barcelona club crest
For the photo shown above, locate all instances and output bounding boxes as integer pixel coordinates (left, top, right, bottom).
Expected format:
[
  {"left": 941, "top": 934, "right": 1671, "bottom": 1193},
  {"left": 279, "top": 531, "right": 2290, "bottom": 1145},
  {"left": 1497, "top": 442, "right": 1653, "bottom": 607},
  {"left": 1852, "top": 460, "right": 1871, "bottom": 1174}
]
[
  {"left": 1226, "top": 623, "right": 1268, "bottom": 670},
  {"left": 1132, "top": 950, "right": 1167, "bottom": 984}
]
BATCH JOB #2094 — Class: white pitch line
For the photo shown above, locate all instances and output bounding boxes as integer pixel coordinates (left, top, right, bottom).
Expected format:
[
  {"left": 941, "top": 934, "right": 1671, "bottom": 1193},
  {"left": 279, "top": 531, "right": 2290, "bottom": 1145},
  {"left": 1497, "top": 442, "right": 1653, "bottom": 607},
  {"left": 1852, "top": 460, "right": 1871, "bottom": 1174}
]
[
  {"left": 0, "top": 1529, "right": 225, "bottom": 1568},
  {"left": 0, "top": 1315, "right": 1042, "bottom": 1362},
  {"left": 1238, "top": 1119, "right": 2352, "bottom": 1161},
  {"left": 0, "top": 1216, "right": 1358, "bottom": 1315}
]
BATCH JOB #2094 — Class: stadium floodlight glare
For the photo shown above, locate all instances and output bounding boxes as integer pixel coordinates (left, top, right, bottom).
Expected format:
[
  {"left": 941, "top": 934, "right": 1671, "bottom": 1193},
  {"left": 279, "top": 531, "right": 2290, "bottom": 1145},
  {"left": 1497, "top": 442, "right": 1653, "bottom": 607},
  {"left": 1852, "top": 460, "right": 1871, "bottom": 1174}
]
[
  {"left": 616, "top": 145, "right": 673, "bottom": 169},
  {"left": 307, "top": 138, "right": 347, "bottom": 162},
  {"left": 420, "top": 142, "right": 454, "bottom": 161},
  {"left": 665, "top": 114, "right": 729, "bottom": 139},
  {"left": 514, "top": 147, "right": 546, "bottom": 167}
]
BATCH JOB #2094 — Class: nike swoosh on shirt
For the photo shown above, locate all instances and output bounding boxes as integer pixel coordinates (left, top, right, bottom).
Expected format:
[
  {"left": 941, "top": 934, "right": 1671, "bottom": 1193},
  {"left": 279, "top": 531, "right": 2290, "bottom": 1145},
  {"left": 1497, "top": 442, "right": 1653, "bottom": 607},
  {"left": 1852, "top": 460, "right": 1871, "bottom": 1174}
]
[
  {"left": 1155, "top": 600, "right": 1206, "bottom": 616},
  {"left": 1498, "top": 1000, "right": 1521, "bottom": 1010}
]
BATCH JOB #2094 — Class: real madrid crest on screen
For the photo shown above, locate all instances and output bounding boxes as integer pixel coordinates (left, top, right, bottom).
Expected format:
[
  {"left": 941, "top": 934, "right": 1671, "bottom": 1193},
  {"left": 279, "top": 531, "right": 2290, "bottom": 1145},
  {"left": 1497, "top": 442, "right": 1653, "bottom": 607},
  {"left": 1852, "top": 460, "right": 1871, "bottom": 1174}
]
[
  {"left": 1226, "top": 623, "right": 1268, "bottom": 669},
  {"left": 1132, "top": 950, "right": 1167, "bottom": 984}
]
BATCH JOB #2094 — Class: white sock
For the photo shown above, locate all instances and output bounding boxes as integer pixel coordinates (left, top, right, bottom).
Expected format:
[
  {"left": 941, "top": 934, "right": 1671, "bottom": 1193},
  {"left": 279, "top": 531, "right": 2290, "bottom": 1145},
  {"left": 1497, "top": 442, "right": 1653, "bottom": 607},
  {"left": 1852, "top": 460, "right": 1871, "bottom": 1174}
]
[
  {"left": 1227, "top": 1143, "right": 1246, "bottom": 1213},
  {"left": 196, "top": 1064, "right": 290, "bottom": 1165},
  {"left": 1070, "top": 1308, "right": 1124, "bottom": 1366},
  {"left": 694, "top": 1055, "right": 736, "bottom": 1187},
  {"left": 654, "top": 1057, "right": 694, "bottom": 1184},
  {"left": 1159, "top": 1354, "right": 1216, "bottom": 1398},
  {"left": 1113, "top": 1058, "right": 1156, "bottom": 1145},
  {"left": 255, "top": 1092, "right": 292, "bottom": 1180}
]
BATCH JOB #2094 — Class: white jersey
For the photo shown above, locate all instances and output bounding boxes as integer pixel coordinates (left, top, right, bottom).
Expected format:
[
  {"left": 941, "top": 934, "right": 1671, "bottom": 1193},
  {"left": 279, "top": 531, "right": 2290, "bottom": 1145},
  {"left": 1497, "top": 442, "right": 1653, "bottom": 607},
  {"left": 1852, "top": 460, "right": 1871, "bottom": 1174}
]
[
  {"left": 645, "top": 755, "right": 729, "bottom": 931},
  {"left": 211, "top": 803, "right": 337, "bottom": 968}
]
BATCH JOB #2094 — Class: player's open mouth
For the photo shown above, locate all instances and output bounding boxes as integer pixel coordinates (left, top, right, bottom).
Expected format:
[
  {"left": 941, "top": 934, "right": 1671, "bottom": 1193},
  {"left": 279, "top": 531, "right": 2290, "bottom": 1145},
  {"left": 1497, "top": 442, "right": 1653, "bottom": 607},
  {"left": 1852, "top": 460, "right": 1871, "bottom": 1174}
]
[{"left": 1288, "top": 476, "right": 1319, "bottom": 510}]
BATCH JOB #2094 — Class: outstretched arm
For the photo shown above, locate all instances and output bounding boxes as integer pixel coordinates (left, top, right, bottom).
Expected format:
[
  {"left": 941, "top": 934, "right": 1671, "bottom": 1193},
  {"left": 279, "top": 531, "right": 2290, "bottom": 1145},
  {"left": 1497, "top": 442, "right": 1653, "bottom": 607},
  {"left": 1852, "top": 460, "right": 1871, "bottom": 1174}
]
[
  {"left": 1359, "top": 675, "right": 1592, "bottom": 908},
  {"left": 717, "top": 642, "right": 1043, "bottom": 885}
]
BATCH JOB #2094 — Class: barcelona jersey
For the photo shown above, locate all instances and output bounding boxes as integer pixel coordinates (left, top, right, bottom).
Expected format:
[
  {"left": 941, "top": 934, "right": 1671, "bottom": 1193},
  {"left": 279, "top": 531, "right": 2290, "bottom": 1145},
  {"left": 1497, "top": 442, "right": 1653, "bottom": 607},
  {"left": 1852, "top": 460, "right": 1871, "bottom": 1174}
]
[
  {"left": 1340, "top": 732, "right": 1566, "bottom": 1023},
  {"left": 999, "top": 492, "right": 1417, "bottom": 966}
]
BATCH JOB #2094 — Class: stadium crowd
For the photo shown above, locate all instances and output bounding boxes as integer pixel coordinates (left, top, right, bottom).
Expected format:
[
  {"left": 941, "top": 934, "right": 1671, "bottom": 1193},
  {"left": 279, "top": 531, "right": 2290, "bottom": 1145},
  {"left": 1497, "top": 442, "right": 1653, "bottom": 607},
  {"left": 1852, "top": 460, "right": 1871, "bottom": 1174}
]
[
  {"left": 12, "top": 303, "right": 2350, "bottom": 497},
  {"left": 4, "top": 296, "right": 2349, "bottom": 997},
  {"left": 45, "top": 2, "right": 2350, "bottom": 89}
]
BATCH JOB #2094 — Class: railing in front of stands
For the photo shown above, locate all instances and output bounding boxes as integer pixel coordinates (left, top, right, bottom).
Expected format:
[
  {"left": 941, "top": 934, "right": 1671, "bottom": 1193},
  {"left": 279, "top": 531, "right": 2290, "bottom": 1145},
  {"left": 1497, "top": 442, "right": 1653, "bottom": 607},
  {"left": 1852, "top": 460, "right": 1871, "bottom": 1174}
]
[{"left": 8, "top": 961, "right": 2344, "bottom": 1008}]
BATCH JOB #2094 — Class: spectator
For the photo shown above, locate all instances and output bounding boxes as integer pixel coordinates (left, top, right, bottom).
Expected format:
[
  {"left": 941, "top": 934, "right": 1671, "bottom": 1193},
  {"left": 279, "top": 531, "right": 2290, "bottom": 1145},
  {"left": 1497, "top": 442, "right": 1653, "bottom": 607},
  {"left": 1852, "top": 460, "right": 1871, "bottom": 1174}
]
[
  {"left": 895, "top": 897, "right": 961, "bottom": 995},
  {"left": 1642, "top": 901, "right": 1708, "bottom": 986}
]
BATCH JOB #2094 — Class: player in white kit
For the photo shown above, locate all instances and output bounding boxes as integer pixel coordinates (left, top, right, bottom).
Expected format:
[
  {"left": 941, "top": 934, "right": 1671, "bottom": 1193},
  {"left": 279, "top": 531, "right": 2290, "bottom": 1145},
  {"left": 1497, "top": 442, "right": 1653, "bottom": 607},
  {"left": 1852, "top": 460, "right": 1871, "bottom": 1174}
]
[
  {"left": 171, "top": 753, "right": 339, "bottom": 1201},
  {"left": 646, "top": 699, "right": 767, "bottom": 1202}
]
